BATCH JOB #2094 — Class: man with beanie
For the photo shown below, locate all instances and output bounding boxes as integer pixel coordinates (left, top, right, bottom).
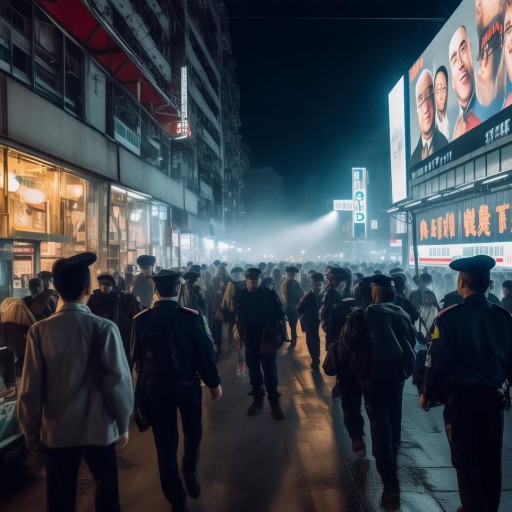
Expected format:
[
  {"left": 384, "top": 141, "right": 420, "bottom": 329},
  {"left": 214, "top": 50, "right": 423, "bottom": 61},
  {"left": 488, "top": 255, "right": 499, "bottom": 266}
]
[{"left": 18, "top": 252, "right": 133, "bottom": 512}]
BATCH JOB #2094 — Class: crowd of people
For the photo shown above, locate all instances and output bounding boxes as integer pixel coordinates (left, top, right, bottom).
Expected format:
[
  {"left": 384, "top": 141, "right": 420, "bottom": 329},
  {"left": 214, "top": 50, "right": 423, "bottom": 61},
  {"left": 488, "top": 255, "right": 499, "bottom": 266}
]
[{"left": 2, "top": 253, "right": 512, "bottom": 512}]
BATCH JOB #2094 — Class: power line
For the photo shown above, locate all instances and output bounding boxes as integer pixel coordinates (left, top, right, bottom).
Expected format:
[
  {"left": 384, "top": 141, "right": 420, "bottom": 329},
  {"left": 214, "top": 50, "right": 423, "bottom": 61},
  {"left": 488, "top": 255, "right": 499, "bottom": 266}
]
[{"left": 187, "top": 16, "right": 447, "bottom": 22}]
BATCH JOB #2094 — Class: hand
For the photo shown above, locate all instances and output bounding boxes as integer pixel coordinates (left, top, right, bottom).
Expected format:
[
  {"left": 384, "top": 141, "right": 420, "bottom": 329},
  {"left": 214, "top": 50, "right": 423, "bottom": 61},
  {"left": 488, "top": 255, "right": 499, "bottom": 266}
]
[
  {"left": 210, "top": 384, "right": 222, "bottom": 401},
  {"left": 115, "top": 432, "right": 129, "bottom": 450},
  {"left": 26, "top": 436, "right": 45, "bottom": 458},
  {"left": 419, "top": 394, "right": 429, "bottom": 411}
]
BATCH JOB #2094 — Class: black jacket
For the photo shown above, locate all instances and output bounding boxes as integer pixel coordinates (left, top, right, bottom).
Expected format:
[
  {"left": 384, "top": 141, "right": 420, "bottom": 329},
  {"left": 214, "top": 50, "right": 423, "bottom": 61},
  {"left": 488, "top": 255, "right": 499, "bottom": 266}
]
[{"left": 131, "top": 300, "right": 220, "bottom": 389}]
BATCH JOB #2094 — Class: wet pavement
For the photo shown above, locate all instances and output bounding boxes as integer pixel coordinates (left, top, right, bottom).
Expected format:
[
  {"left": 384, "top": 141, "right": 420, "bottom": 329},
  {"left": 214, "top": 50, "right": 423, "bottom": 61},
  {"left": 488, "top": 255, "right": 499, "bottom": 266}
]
[{"left": 1, "top": 329, "right": 512, "bottom": 512}]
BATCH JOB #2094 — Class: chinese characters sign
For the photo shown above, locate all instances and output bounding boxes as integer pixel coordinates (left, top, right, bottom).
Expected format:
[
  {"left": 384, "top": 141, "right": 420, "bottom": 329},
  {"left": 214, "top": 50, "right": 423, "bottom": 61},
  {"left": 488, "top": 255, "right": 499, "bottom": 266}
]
[{"left": 333, "top": 199, "right": 353, "bottom": 211}]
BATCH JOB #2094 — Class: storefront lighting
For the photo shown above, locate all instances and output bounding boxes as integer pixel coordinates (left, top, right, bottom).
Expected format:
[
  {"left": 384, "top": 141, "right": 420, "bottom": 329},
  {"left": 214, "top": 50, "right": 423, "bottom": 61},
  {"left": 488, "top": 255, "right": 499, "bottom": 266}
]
[
  {"left": 65, "top": 184, "right": 83, "bottom": 199},
  {"left": 427, "top": 194, "right": 442, "bottom": 201},
  {"left": 8, "top": 173, "right": 21, "bottom": 192},
  {"left": 127, "top": 190, "right": 150, "bottom": 200},
  {"left": 387, "top": 207, "right": 400, "bottom": 213},
  {"left": 130, "top": 209, "right": 142, "bottom": 222},
  {"left": 22, "top": 187, "right": 46, "bottom": 204},
  {"left": 203, "top": 238, "right": 214, "bottom": 250},
  {"left": 218, "top": 242, "right": 229, "bottom": 252},
  {"left": 481, "top": 174, "right": 509, "bottom": 185}
]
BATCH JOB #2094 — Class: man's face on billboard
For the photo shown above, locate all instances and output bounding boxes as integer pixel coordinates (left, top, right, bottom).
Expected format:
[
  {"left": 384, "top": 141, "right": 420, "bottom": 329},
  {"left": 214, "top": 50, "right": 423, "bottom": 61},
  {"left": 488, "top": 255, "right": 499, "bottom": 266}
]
[
  {"left": 476, "top": 0, "right": 501, "bottom": 30},
  {"left": 434, "top": 71, "right": 448, "bottom": 114},
  {"left": 504, "top": 3, "right": 512, "bottom": 81},
  {"left": 449, "top": 27, "right": 474, "bottom": 108},
  {"left": 416, "top": 72, "right": 435, "bottom": 139}
]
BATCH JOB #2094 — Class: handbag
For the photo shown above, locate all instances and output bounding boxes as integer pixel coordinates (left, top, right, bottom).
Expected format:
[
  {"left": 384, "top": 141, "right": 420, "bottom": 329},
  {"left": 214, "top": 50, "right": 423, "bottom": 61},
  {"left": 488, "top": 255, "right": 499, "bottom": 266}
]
[
  {"left": 322, "top": 341, "right": 340, "bottom": 376},
  {"left": 133, "top": 377, "right": 152, "bottom": 432}
]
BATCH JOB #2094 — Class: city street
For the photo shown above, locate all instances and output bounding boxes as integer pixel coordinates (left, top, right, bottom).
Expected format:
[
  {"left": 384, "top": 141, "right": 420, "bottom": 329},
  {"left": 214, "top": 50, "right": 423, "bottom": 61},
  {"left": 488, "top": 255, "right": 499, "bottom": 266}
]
[{"left": 1, "top": 330, "right": 511, "bottom": 512}]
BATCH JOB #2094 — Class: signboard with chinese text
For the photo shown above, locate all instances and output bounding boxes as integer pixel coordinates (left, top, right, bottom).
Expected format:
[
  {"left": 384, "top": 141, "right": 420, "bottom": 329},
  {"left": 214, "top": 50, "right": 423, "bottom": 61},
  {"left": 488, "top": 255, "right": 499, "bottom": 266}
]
[
  {"left": 333, "top": 199, "right": 353, "bottom": 211},
  {"left": 414, "top": 189, "right": 512, "bottom": 267},
  {"left": 352, "top": 167, "right": 367, "bottom": 239}
]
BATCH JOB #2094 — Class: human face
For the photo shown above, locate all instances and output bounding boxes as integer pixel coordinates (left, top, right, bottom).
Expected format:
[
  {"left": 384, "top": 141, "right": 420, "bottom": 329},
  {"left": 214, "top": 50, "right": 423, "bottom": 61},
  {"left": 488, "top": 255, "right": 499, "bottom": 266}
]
[
  {"left": 100, "top": 283, "right": 113, "bottom": 294},
  {"left": 246, "top": 277, "right": 260, "bottom": 292},
  {"left": 140, "top": 265, "right": 152, "bottom": 276},
  {"left": 504, "top": 3, "right": 512, "bottom": 81},
  {"left": 503, "top": 287, "right": 510, "bottom": 297},
  {"left": 29, "top": 285, "right": 43, "bottom": 298},
  {"left": 416, "top": 72, "right": 435, "bottom": 139},
  {"left": 434, "top": 72, "right": 448, "bottom": 114},
  {"left": 449, "top": 27, "right": 474, "bottom": 108},
  {"left": 311, "top": 281, "right": 323, "bottom": 295}
]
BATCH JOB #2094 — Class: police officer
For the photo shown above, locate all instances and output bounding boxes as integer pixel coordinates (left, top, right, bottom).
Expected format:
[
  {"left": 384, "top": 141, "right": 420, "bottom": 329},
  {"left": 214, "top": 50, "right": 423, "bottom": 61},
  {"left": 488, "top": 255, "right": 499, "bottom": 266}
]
[
  {"left": 297, "top": 272, "right": 324, "bottom": 368},
  {"left": 420, "top": 255, "right": 512, "bottom": 512},
  {"left": 131, "top": 255, "right": 156, "bottom": 308},
  {"left": 236, "top": 268, "right": 286, "bottom": 419},
  {"left": 131, "top": 270, "right": 222, "bottom": 512},
  {"left": 281, "top": 266, "right": 304, "bottom": 346}
]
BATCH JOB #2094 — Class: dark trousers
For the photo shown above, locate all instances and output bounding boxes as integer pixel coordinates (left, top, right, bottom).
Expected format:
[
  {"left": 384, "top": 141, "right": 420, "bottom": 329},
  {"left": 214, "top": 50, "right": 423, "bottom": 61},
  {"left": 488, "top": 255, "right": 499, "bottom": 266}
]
[
  {"left": 212, "top": 319, "right": 223, "bottom": 352},
  {"left": 285, "top": 307, "right": 299, "bottom": 341},
  {"left": 338, "top": 364, "right": 364, "bottom": 439},
  {"left": 45, "top": 443, "right": 120, "bottom": 512},
  {"left": 305, "top": 326, "right": 320, "bottom": 365},
  {"left": 149, "top": 382, "right": 203, "bottom": 507},
  {"left": 244, "top": 338, "right": 279, "bottom": 398},
  {"left": 449, "top": 389, "right": 504, "bottom": 512},
  {"left": 364, "top": 380, "right": 404, "bottom": 486}
]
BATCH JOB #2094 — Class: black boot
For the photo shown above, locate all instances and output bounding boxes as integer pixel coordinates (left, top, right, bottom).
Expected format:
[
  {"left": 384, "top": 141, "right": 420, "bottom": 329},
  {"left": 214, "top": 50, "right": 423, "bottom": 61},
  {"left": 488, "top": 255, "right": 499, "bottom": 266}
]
[
  {"left": 247, "top": 396, "right": 264, "bottom": 416},
  {"left": 268, "top": 397, "right": 284, "bottom": 420}
]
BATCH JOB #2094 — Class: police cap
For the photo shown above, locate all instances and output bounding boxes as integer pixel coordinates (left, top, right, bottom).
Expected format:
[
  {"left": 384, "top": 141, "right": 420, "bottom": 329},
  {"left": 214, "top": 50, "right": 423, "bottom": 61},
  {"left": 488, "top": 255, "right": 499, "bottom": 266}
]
[
  {"left": 37, "top": 271, "right": 53, "bottom": 281},
  {"left": 183, "top": 271, "right": 200, "bottom": 282},
  {"left": 231, "top": 266, "right": 244, "bottom": 274},
  {"left": 52, "top": 252, "right": 97, "bottom": 298},
  {"left": 327, "top": 267, "right": 351, "bottom": 282},
  {"left": 449, "top": 255, "right": 495, "bottom": 273},
  {"left": 389, "top": 267, "right": 404, "bottom": 274},
  {"left": 28, "top": 278, "right": 43, "bottom": 288},
  {"left": 213, "top": 260, "right": 221, "bottom": 267},
  {"left": 245, "top": 268, "right": 262, "bottom": 279},
  {"left": 152, "top": 269, "right": 182, "bottom": 287},
  {"left": 136, "top": 255, "right": 156, "bottom": 267},
  {"left": 311, "top": 272, "right": 324, "bottom": 283},
  {"left": 285, "top": 266, "right": 299, "bottom": 274},
  {"left": 370, "top": 274, "right": 395, "bottom": 288},
  {"left": 97, "top": 273, "right": 115, "bottom": 285}
]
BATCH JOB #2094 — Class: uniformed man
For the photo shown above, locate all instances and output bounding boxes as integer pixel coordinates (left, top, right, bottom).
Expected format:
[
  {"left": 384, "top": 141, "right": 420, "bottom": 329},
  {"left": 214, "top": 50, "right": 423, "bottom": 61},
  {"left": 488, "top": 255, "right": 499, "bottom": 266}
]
[
  {"left": 131, "top": 255, "right": 156, "bottom": 308},
  {"left": 22, "top": 278, "right": 56, "bottom": 321},
  {"left": 131, "top": 270, "right": 222, "bottom": 512},
  {"left": 235, "top": 268, "right": 286, "bottom": 419},
  {"left": 420, "top": 255, "right": 512, "bottom": 512},
  {"left": 281, "top": 266, "right": 304, "bottom": 346},
  {"left": 297, "top": 272, "right": 324, "bottom": 369},
  {"left": 87, "top": 273, "right": 141, "bottom": 362}
]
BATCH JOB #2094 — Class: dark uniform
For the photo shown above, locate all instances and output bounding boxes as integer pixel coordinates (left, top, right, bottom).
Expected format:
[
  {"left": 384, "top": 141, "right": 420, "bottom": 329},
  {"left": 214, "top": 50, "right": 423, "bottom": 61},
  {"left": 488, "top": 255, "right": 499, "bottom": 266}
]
[
  {"left": 131, "top": 255, "right": 156, "bottom": 308},
  {"left": 236, "top": 268, "right": 286, "bottom": 419},
  {"left": 131, "top": 271, "right": 220, "bottom": 512},
  {"left": 297, "top": 272, "right": 324, "bottom": 368},
  {"left": 281, "top": 266, "right": 304, "bottom": 344},
  {"left": 423, "top": 255, "right": 512, "bottom": 512}
]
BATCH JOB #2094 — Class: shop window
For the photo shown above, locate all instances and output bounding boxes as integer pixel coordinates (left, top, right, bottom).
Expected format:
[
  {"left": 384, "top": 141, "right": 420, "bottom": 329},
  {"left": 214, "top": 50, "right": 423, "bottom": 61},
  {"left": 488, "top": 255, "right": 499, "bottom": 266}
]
[
  {"left": 501, "top": 143, "right": 512, "bottom": 172},
  {"left": 12, "top": 44, "right": 31, "bottom": 84},
  {"left": 151, "top": 203, "right": 169, "bottom": 268},
  {"left": 475, "top": 156, "right": 486, "bottom": 179},
  {"left": 112, "top": 84, "right": 141, "bottom": 155},
  {"left": 487, "top": 150, "right": 500, "bottom": 176},
  {"left": 446, "top": 169, "right": 455, "bottom": 188},
  {"left": 456, "top": 165, "right": 464, "bottom": 185}
]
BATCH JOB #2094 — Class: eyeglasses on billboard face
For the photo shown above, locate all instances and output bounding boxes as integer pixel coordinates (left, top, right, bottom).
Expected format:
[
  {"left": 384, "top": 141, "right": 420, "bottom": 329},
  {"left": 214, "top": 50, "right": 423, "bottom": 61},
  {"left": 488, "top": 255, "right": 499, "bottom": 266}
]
[
  {"left": 434, "top": 86, "right": 447, "bottom": 96},
  {"left": 417, "top": 86, "right": 434, "bottom": 109}
]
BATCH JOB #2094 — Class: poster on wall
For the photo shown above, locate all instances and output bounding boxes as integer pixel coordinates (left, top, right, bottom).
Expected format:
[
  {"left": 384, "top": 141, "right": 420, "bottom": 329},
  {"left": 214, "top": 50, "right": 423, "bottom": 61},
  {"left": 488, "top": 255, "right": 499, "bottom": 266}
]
[{"left": 409, "top": 0, "right": 512, "bottom": 180}]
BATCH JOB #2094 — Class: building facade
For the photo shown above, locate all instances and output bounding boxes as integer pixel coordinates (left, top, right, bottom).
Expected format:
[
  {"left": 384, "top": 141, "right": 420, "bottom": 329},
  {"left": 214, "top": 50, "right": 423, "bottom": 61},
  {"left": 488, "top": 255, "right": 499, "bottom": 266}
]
[{"left": 0, "top": 0, "right": 247, "bottom": 299}]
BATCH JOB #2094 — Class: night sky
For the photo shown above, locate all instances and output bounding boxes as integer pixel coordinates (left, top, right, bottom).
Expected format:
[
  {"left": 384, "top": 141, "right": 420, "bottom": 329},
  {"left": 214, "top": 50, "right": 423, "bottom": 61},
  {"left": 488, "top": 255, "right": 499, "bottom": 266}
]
[{"left": 224, "top": 0, "right": 463, "bottom": 218}]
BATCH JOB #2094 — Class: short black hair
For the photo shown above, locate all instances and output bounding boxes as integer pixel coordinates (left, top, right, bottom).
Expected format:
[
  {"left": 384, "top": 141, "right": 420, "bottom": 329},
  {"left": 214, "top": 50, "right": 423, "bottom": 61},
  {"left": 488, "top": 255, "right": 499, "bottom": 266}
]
[
  {"left": 379, "top": 287, "right": 397, "bottom": 303},
  {"left": 435, "top": 65, "right": 448, "bottom": 84},
  {"left": 52, "top": 259, "right": 91, "bottom": 301},
  {"left": 461, "top": 271, "right": 490, "bottom": 294}
]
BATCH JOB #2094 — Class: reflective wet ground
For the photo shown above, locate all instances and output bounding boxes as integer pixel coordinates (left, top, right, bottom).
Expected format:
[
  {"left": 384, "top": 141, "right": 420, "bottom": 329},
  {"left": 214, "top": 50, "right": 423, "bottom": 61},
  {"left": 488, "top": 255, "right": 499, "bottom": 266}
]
[{"left": 1, "top": 330, "right": 511, "bottom": 512}]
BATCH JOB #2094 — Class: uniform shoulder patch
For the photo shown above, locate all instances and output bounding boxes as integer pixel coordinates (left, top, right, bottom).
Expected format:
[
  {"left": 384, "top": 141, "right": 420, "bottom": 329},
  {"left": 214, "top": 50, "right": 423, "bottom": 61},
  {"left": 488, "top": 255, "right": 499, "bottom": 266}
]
[
  {"left": 133, "top": 308, "right": 151, "bottom": 320},
  {"left": 437, "top": 303, "right": 461, "bottom": 318},
  {"left": 181, "top": 306, "right": 199, "bottom": 315}
]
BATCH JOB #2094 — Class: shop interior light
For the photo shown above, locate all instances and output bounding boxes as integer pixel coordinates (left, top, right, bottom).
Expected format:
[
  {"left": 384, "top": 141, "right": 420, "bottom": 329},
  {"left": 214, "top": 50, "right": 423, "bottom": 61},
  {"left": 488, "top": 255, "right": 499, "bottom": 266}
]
[
  {"left": 65, "top": 184, "right": 83, "bottom": 199},
  {"left": 130, "top": 209, "right": 142, "bottom": 222},
  {"left": 22, "top": 187, "right": 46, "bottom": 204},
  {"left": 7, "top": 173, "right": 21, "bottom": 192}
]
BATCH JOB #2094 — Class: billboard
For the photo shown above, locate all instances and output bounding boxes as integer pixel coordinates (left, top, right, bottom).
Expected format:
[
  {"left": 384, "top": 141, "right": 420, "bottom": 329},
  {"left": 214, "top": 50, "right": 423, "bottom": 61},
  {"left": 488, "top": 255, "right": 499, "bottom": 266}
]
[
  {"left": 389, "top": 77, "right": 407, "bottom": 203},
  {"left": 412, "top": 188, "right": 512, "bottom": 267},
  {"left": 333, "top": 199, "right": 353, "bottom": 211},
  {"left": 409, "top": 0, "right": 512, "bottom": 179},
  {"left": 352, "top": 167, "right": 367, "bottom": 239}
]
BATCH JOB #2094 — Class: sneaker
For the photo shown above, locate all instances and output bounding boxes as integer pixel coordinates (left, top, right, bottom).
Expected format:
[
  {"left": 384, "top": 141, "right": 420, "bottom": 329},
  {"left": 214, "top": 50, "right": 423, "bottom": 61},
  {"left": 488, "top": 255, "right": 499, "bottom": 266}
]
[
  {"left": 381, "top": 484, "right": 400, "bottom": 510},
  {"left": 247, "top": 396, "right": 264, "bottom": 416},
  {"left": 268, "top": 398, "right": 284, "bottom": 420},
  {"left": 183, "top": 470, "right": 200, "bottom": 498},
  {"left": 351, "top": 436, "right": 367, "bottom": 457}
]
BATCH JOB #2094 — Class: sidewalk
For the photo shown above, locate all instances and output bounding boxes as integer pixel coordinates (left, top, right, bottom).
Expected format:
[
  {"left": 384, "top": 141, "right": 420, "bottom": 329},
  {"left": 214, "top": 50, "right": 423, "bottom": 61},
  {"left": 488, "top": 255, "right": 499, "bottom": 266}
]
[{"left": 1, "top": 331, "right": 511, "bottom": 511}]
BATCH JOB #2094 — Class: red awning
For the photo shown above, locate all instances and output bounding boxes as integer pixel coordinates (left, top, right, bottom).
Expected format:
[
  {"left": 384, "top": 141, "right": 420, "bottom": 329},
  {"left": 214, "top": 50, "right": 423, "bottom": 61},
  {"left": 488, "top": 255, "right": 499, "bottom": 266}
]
[{"left": 39, "top": 0, "right": 179, "bottom": 131}]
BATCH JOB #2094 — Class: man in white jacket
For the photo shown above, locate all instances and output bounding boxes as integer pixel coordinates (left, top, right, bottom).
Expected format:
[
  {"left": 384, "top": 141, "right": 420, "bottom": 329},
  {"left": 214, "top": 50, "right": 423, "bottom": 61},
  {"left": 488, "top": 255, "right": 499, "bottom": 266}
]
[{"left": 18, "top": 252, "right": 134, "bottom": 512}]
